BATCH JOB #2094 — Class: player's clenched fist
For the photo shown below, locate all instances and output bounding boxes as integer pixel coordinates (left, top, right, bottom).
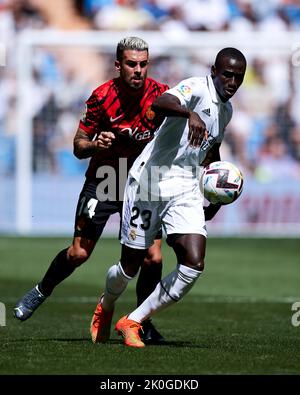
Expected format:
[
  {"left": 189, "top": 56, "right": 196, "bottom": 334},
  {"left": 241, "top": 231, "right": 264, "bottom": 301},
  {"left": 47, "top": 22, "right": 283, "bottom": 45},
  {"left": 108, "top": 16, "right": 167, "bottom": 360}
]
[
  {"left": 95, "top": 131, "right": 116, "bottom": 150},
  {"left": 73, "top": 129, "right": 116, "bottom": 158}
]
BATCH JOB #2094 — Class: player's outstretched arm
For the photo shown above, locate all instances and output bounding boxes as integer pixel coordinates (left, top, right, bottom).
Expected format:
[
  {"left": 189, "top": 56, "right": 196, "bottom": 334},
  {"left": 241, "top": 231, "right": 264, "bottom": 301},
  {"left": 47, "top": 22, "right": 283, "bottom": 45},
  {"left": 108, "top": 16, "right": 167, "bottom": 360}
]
[
  {"left": 152, "top": 93, "right": 190, "bottom": 118},
  {"left": 73, "top": 128, "right": 115, "bottom": 159}
]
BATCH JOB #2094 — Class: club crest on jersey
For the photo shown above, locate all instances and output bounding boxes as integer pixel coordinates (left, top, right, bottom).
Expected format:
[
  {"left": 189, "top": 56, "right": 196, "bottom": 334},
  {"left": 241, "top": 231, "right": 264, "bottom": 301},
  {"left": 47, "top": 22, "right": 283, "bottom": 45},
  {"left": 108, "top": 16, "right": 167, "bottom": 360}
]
[
  {"left": 129, "top": 229, "right": 137, "bottom": 240},
  {"left": 146, "top": 106, "right": 155, "bottom": 120}
]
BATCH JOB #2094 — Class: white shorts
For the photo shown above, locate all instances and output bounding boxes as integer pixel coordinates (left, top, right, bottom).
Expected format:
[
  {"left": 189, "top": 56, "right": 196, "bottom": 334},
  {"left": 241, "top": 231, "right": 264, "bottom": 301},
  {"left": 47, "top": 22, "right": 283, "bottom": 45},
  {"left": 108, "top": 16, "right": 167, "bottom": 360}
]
[{"left": 121, "top": 176, "right": 207, "bottom": 249}]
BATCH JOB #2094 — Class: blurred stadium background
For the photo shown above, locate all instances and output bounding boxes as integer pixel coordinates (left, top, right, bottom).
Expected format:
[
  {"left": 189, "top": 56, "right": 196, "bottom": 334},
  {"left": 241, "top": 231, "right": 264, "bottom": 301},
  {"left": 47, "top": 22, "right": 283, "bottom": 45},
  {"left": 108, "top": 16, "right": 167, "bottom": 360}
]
[{"left": 1, "top": 0, "right": 300, "bottom": 237}]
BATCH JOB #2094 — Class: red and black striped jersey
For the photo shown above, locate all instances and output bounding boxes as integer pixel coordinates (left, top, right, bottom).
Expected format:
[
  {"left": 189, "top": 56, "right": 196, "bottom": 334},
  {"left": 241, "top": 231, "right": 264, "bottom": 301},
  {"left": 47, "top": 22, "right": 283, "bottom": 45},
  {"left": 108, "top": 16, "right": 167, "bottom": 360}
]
[{"left": 79, "top": 77, "right": 169, "bottom": 179}]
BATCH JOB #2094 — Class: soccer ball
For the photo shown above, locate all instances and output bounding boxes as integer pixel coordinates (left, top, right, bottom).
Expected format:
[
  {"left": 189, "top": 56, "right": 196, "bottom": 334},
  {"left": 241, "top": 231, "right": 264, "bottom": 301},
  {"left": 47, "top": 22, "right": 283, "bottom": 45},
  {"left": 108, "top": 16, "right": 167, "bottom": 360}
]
[{"left": 201, "top": 161, "right": 244, "bottom": 205}]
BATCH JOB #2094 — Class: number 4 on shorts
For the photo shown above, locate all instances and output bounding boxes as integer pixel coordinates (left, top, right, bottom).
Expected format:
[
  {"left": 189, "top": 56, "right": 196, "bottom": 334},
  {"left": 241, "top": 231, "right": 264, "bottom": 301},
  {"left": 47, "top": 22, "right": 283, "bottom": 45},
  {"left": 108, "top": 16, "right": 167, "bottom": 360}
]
[{"left": 87, "top": 198, "right": 98, "bottom": 219}]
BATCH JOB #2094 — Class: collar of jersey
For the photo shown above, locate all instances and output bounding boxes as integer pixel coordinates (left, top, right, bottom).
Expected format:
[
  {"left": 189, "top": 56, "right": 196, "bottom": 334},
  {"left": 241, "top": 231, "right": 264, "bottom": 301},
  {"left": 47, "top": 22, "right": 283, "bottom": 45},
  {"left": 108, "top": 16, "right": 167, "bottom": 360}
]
[{"left": 206, "top": 75, "right": 222, "bottom": 105}]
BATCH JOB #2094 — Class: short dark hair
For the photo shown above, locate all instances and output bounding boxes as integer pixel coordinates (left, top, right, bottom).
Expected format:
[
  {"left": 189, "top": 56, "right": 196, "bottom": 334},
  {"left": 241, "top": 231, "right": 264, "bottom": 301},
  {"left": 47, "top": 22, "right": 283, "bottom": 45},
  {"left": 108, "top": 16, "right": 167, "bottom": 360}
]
[
  {"left": 215, "top": 47, "right": 247, "bottom": 68},
  {"left": 116, "top": 37, "right": 149, "bottom": 61}
]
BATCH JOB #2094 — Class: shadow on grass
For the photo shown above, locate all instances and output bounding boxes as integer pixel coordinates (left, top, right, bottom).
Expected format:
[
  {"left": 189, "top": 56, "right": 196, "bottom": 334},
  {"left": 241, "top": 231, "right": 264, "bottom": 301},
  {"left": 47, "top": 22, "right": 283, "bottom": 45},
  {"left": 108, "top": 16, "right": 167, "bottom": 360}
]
[{"left": 9, "top": 337, "right": 210, "bottom": 348}]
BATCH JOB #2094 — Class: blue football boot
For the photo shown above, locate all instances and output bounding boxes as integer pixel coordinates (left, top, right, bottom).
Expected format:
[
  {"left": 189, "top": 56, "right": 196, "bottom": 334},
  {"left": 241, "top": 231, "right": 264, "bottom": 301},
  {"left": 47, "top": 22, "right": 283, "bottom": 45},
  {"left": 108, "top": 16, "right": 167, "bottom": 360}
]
[{"left": 14, "top": 285, "right": 46, "bottom": 321}]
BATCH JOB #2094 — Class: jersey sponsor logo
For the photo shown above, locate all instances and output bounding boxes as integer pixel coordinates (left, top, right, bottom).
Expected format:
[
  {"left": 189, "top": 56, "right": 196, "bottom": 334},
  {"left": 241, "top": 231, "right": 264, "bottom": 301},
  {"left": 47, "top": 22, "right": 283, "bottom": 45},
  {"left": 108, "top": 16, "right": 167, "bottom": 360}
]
[
  {"left": 202, "top": 108, "right": 211, "bottom": 116},
  {"left": 121, "top": 127, "right": 152, "bottom": 141},
  {"left": 110, "top": 114, "right": 123, "bottom": 122},
  {"left": 146, "top": 106, "right": 155, "bottom": 120}
]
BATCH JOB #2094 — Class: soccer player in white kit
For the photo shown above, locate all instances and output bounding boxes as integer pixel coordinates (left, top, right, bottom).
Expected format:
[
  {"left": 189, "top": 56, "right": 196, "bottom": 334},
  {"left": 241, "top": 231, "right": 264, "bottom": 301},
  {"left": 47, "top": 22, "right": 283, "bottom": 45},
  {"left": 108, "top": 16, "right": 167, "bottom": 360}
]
[{"left": 94, "top": 47, "right": 247, "bottom": 347}]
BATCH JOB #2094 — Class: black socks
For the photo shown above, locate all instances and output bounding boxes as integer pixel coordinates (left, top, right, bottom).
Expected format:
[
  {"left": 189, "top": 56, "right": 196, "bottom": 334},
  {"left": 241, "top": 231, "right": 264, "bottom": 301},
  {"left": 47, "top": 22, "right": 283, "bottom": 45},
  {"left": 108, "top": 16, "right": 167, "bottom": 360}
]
[
  {"left": 136, "top": 262, "right": 163, "bottom": 307},
  {"left": 38, "top": 248, "right": 75, "bottom": 297}
]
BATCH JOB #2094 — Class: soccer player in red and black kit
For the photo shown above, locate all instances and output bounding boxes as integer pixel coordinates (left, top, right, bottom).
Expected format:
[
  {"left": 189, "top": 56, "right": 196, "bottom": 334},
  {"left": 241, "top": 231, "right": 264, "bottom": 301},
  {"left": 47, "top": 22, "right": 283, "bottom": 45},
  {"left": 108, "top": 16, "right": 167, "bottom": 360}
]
[{"left": 14, "top": 37, "right": 169, "bottom": 344}]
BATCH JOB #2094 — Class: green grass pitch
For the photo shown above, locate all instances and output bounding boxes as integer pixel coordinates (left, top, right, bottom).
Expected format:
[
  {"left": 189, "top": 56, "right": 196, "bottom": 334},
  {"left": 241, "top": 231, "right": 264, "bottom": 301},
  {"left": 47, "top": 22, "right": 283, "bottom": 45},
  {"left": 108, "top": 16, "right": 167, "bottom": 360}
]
[{"left": 0, "top": 237, "right": 299, "bottom": 375}]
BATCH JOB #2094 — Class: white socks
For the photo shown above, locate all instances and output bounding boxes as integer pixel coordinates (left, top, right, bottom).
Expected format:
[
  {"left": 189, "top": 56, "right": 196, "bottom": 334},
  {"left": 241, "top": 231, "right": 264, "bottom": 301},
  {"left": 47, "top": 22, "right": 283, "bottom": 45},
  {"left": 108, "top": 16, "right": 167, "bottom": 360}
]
[
  {"left": 128, "top": 264, "right": 202, "bottom": 323},
  {"left": 102, "top": 262, "right": 133, "bottom": 312}
]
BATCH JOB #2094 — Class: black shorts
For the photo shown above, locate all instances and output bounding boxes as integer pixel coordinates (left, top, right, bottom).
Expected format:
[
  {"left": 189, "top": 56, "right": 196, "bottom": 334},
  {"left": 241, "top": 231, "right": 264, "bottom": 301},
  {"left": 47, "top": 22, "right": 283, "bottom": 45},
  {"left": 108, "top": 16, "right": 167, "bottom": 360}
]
[{"left": 73, "top": 180, "right": 162, "bottom": 242}]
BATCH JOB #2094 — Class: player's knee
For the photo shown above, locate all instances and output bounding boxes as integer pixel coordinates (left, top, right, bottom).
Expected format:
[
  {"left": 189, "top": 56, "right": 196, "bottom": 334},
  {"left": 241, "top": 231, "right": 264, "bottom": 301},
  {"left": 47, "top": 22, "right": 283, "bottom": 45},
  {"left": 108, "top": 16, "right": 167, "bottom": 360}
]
[
  {"left": 185, "top": 255, "right": 205, "bottom": 272},
  {"left": 195, "top": 258, "right": 205, "bottom": 272},
  {"left": 68, "top": 246, "right": 90, "bottom": 267},
  {"left": 143, "top": 254, "right": 162, "bottom": 267},
  {"left": 120, "top": 246, "right": 146, "bottom": 278}
]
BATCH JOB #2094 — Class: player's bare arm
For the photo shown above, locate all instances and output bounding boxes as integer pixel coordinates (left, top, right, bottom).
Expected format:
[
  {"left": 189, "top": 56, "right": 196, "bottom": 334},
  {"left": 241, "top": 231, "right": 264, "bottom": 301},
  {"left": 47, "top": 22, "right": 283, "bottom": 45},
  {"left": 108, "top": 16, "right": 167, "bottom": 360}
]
[
  {"left": 152, "top": 93, "right": 207, "bottom": 147},
  {"left": 202, "top": 143, "right": 222, "bottom": 220},
  {"left": 73, "top": 128, "right": 115, "bottom": 159},
  {"left": 201, "top": 143, "right": 221, "bottom": 167},
  {"left": 203, "top": 201, "right": 221, "bottom": 221}
]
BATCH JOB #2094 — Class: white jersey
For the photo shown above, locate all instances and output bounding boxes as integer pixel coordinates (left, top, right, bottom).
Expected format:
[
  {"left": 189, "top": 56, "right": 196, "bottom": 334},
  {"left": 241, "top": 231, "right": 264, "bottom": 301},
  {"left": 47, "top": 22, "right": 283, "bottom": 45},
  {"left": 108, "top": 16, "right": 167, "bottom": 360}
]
[{"left": 129, "top": 75, "right": 232, "bottom": 198}]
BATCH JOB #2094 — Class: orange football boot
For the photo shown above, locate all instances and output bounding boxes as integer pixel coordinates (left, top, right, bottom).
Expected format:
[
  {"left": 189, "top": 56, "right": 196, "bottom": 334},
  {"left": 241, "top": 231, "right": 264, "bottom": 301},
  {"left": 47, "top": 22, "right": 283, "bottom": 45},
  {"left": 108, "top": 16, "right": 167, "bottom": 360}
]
[
  {"left": 115, "top": 316, "right": 145, "bottom": 348},
  {"left": 90, "top": 300, "right": 113, "bottom": 343}
]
